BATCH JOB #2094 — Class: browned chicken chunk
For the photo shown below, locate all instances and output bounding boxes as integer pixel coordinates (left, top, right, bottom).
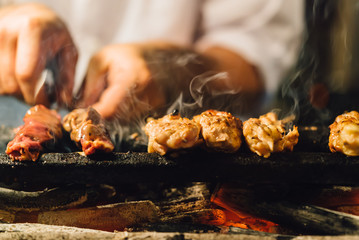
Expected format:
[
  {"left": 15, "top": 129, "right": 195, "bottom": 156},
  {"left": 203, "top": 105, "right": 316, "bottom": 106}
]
[
  {"left": 63, "top": 107, "right": 114, "bottom": 155},
  {"left": 144, "top": 113, "right": 202, "bottom": 155},
  {"left": 6, "top": 105, "right": 62, "bottom": 161},
  {"left": 329, "top": 111, "right": 359, "bottom": 156},
  {"left": 243, "top": 112, "right": 299, "bottom": 158},
  {"left": 193, "top": 110, "right": 242, "bottom": 153}
]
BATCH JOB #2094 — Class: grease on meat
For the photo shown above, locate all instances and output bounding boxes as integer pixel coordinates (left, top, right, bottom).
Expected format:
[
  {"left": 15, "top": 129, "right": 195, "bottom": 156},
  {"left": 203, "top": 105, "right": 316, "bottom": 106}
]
[
  {"left": 329, "top": 111, "right": 359, "bottom": 156},
  {"left": 144, "top": 114, "right": 201, "bottom": 155},
  {"left": 63, "top": 107, "right": 114, "bottom": 155},
  {"left": 243, "top": 112, "right": 299, "bottom": 158},
  {"left": 6, "top": 105, "right": 62, "bottom": 161},
  {"left": 193, "top": 110, "right": 242, "bottom": 153}
]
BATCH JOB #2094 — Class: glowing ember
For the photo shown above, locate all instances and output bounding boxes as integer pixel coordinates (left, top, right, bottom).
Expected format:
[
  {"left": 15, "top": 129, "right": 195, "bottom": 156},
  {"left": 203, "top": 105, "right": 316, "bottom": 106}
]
[
  {"left": 310, "top": 187, "right": 359, "bottom": 216},
  {"left": 199, "top": 184, "right": 279, "bottom": 233}
]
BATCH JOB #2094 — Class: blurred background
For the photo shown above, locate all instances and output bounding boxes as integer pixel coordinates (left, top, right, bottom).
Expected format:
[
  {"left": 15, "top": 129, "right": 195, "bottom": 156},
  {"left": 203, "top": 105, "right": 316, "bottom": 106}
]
[
  {"left": 278, "top": 0, "right": 359, "bottom": 126},
  {"left": 2, "top": 0, "right": 359, "bottom": 128}
]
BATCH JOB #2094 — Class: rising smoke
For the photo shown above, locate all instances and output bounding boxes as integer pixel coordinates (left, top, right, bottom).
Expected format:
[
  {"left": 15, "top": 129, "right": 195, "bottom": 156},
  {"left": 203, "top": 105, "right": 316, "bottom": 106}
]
[
  {"left": 107, "top": 48, "right": 262, "bottom": 150},
  {"left": 278, "top": 0, "right": 357, "bottom": 126}
]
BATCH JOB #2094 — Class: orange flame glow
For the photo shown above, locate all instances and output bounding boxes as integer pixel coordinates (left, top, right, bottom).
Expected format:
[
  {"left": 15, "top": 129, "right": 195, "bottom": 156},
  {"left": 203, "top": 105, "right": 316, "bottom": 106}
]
[{"left": 199, "top": 184, "right": 279, "bottom": 233}]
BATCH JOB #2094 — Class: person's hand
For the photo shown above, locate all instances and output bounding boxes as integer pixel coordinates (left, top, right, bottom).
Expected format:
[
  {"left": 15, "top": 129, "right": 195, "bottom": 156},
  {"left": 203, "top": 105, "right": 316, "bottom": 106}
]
[
  {"left": 77, "top": 43, "right": 166, "bottom": 121},
  {"left": 0, "top": 3, "right": 77, "bottom": 106}
]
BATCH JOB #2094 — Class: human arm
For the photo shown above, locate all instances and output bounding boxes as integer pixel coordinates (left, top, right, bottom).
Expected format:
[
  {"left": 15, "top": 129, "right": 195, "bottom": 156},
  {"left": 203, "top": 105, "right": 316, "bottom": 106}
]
[
  {"left": 75, "top": 41, "right": 264, "bottom": 122},
  {"left": 76, "top": 0, "right": 304, "bottom": 121},
  {"left": 76, "top": 40, "right": 260, "bottom": 120}
]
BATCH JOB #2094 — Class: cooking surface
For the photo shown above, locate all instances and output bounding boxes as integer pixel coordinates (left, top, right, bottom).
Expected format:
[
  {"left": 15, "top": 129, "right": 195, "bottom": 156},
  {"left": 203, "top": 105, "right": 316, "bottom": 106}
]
[
  {"left": 0, "top": 151, "right": 358, "bottom": 186},
  {"left": 0, "top": 96, "right": 352, "bottom": 187}
]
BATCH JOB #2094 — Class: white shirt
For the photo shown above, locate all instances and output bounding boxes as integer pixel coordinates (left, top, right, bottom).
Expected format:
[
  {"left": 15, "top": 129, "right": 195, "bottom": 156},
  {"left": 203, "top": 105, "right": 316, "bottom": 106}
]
[{"left": 1, "top": 0, "right": 304, "bottom": 104}]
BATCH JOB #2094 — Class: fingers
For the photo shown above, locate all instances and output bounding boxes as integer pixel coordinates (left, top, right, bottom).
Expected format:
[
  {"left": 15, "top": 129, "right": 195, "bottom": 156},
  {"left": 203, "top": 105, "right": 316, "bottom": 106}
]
[
  {"left": 78, "top": 44, "right": 163, "bottom": 120},
  {"left": 0, "top": 4, "right": 77, "bottom": 106},
  {"left": 0, "top": 30, "right": 21, "bottom": 96},
  {"left": 77, "top": 52, "right": 109, "bottom": 108},
  {"left": 79, "top": 48, "right": 133, "bottom": 119},
  {"left": 15, "top": 23, "right": 77, "bottom": 106},
  {"left": 55, "top": 38, "right": 78, "bottom": 106},
  {"left": 15, "top": 23, "right": 46, "bottom": 105},
  {"left": 92, "top": 84, "right": 127, "bottom": 119}
]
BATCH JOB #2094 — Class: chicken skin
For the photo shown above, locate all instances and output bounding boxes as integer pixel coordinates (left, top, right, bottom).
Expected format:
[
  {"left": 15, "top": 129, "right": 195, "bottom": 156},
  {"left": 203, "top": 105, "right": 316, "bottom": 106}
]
[
  {"left": 193, "top": 110, "right": 242, "bottom": 153},
  {"left": 63, "top": 107, "right": 114, "bottom": 155},
  {"left": 243, "top": 112, "right": 299, "bottom": 158},
  {"left": 144, "top": 113, "right": 201, "bottom": 155},
  {"left": 329, "top": 111, "right": 359, "bottom": 156},
  {"left": 6, "top": 105, "right": 62, "bottom": 161}
]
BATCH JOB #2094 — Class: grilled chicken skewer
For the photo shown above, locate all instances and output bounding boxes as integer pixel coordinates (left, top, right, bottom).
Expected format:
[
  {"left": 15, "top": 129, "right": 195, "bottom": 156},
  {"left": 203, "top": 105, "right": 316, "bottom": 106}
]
[
  {"left": 243, "top": 112, "right": 299, "bottom": 158},
  {"left": 193, "top": 110, "right": 242, "bottom": 153},
  {"left": 145, "top": 109, "right": 243, "bottom": 155},
  {"left": 6, "top": 105, "right": 63, "bottom": 161},
  {"left": 144, "top": 112, "right": 202, "bottom": 155},
  {"left": 63, "top": 107, "right": 114, "bottom": 155},
  {"left": 329, "top": 111, "right": 359, "bottom": 156}
]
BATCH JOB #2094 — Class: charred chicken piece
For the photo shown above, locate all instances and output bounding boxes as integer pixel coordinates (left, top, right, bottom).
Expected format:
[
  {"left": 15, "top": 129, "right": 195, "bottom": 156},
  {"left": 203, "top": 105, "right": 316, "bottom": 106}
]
[
  {"left": 6, "top": 105, "right": 62, "bottom": 161},
  {"left": 243, "top": 112, "right": 299, "bottom": 158},
  {"left": 144, "top": 113, "right": 202, "bottom": 155},
  {"left": 63, "top": 107, "right": 114, "bottom": 155},
  {"left": 193, "top": 110, "right": 243, "bottom": 153},
  {"left": 329, "top": 111, "right": 359, "bottom": 156}
]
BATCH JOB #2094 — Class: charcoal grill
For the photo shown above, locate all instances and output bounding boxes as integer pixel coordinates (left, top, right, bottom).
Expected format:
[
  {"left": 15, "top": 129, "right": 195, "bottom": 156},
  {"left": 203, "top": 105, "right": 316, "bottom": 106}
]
[
  {"left": 0, "top": 122, "right": 352, "bottom": 186},
  {"left": 0, "top": 101, "right": 359, "bottom": 237},
  {"left": 0, "top": 151, "right": 358, "bottom": 186}
]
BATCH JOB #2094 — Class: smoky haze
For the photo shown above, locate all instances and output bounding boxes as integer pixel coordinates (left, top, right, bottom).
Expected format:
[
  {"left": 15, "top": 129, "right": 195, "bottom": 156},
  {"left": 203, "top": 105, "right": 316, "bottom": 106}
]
[
  {"left": 277, "top": 0, "right": 359, "bottom": 126},
  {"left": 108, "top": 49, "right": 263, "bottom": 150}
]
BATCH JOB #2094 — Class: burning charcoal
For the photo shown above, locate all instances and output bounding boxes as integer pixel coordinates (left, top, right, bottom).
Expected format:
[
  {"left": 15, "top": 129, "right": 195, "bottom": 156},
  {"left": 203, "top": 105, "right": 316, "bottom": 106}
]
[
  {"left": 212, "top": 183, "right": 359, "bottom": 235},
  {"left": 63, "top": 107, "right": 114, "bottom": 155},
  {"left": 144, "top": 114, "right": 202, "bottom": 155},
  {"left": 243, "top": 112, "right": 299, "bottom": 158},
  {"left": 6, "top": 105, "right": 63, "bottom": 161},
  {"left": 329, "top": 111, "right": 359, "bottom": 156},
  {"left": 193, "top": 110, "right": 243, "bottom": 153},
  {"left": 0, "top": 184, "right": 114, "bottom": 211}
]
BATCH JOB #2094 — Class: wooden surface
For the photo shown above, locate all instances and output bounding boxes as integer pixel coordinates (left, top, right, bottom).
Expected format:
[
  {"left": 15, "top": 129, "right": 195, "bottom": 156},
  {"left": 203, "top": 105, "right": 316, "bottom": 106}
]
[{"left": 0, "top": 151, "right": 358, "bottom": 186}]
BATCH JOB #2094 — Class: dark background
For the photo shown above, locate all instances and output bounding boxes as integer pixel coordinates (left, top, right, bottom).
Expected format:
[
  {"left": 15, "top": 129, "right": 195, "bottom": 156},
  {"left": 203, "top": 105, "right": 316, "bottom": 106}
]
[{"left": 277, "top": 0, "right": 359, "bottom": 126}]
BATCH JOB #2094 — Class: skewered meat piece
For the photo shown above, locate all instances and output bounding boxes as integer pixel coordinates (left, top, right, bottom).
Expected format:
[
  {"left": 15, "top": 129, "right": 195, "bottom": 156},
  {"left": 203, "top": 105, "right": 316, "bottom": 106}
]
[
  {"left": 329, "top": 111, "right": 359, "bottom": 156},
  {"left": 193, "top": 110, "right": 242, "bottom": 153},
  {"left": 243, "top": 112, "right": 299, "bottom": 158},
  {"left": 6, "top": 105, "right": 62, "bottom": 161},
  {"left": 63, "top": 107, "right": 114, "bottom": 155},
  {"left": 144, "top": 113, "right": 202, "bottom": 155}
]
